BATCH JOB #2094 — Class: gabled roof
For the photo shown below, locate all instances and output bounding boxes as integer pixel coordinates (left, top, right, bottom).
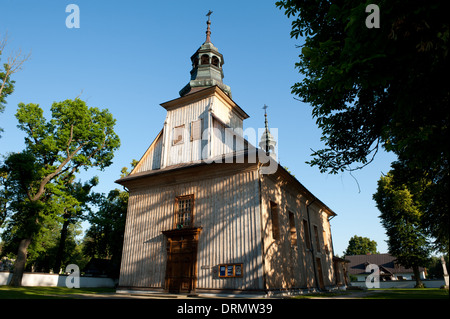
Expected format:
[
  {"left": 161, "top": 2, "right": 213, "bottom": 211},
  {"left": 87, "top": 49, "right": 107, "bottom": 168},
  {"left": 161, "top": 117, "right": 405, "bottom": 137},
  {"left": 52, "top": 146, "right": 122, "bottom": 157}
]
[
  {"left": 116, "top": 147, "right": 337, "bottom": 218},
  {"left": 130, "top": 129, "right": 163, "bottom": 175},
  {"left": 345, "top": 253, "right": 425, "bottom": 275},
  {"left": 161, "top": 85, "right": 249, "bottom": 120}
]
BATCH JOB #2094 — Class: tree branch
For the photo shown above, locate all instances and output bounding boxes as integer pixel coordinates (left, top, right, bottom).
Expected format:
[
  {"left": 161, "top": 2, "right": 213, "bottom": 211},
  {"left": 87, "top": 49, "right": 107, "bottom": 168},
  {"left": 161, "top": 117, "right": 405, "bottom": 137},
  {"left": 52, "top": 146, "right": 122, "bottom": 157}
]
[
  {"left": 66, "top": 124, "right": 74, "bottom": 157},
  {"left": 0, "top": 33, "right": 31, "bottom": 98},
  {"left": 32, "top": 141, "right": 87, "bottom": 202}
]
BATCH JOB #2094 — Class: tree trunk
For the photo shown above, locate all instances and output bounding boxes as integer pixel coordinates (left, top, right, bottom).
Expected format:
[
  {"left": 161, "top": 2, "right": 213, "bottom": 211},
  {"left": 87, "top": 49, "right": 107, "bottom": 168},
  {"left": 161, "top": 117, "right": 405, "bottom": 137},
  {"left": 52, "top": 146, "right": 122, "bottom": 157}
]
[
  {"left": 54, "top": 213, "right": 70, "bottom": 273},
  {"left": 8, "top": 237, "right": 32, "bottom": 287},
  {"left": 412, "top": 265, "right": 424, "bottom": 288}
]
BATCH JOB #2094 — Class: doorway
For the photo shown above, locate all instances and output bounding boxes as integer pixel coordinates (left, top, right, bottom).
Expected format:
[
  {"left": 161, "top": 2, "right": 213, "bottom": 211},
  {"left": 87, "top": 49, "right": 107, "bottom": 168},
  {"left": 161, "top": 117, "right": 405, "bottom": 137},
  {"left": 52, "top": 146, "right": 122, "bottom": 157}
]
[
  {"left": 316, "top": 257, "right": 325, "bottom": 289},
  {"left": 163, "top": 228, "right": 201, "bottom": 293}
]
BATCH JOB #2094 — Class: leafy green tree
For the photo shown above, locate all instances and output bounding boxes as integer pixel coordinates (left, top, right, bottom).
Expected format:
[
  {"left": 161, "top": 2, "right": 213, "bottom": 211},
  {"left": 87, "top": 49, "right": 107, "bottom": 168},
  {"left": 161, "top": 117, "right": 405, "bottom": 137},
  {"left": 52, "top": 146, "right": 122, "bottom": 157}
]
[
  {"left": 0, "top": 33, "right": 30, "bottom": 137},
  {"left": 1, "top": 98, "right": 120, "bottom": 286},
  {"left": 373, "top": 172, "right": 431, "bottom": 288},
  {"left": 0, "top": 151, "right": 55, "bottom": 282},
  {"left": 344, "top": 235, "right": 378, "bottom": 256},
  {"left": 387, "top": 161, "right": 448, "bottom": 255},
  {"left": 276, "top": 0, "right": 448, "bottom": 173},
  {"left": 276, "top": 0, "right": 449, "bottom": 256},
  {"left": 81, "top": 161, "right": 136, "bottom": 278},
  {"left": 83, "top": 188, "right": 128, "bottom": 278},
  {"left": 1, "top": 215, "right": 88, "bottom": 273},
  {"left": 426, "top": 255, "right": 449, "bottom": 279},
  {"left": 276, "top": 0, "right": 450, "bottom": 253},
  {"left": 53, "top": 176, "right": 99, "bottom": 273}
]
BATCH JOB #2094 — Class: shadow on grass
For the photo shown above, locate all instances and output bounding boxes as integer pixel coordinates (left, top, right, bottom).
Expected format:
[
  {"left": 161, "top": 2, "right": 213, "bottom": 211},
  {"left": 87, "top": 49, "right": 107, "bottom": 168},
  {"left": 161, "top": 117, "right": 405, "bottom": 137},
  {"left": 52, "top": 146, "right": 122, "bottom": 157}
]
[
  {"left": 0, "top": 286, "right": 115, "bottom": 299},
  {"left": 291, "top": 288, "right": 449, "bottom": 299},
  {"left": 365, "top": 288, "right": 449, "bottom": 299}
]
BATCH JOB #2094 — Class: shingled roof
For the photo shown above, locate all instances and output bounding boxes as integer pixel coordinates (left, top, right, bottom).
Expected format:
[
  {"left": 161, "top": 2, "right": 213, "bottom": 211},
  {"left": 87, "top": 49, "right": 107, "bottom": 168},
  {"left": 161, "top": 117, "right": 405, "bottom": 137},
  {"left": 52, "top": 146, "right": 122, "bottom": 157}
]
[{"left": 344, "top": 253, "right": 425, "bottom": 275}]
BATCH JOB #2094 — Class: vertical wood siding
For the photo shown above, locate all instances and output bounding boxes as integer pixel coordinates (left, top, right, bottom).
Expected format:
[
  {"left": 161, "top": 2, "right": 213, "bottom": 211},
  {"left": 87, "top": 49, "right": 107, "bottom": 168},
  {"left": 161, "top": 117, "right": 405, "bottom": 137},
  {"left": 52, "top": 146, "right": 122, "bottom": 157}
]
[
  {"left": 260, "top": 175, "right": 336, "bottom": 290},
  {"left": 134, "top": 133, "right": 163, "bottom": 173},
  {"left": 165, "top": 98, "right": 210, "bottom": 167},
  {"left": 132, "top": 94, "right": 247, "bottom": 176},
  {"left": 211, "top": 96, "right": 243, "bottom": 131},
  {"left": 118, "top": 167, "right": 264, "bottom": 291}
]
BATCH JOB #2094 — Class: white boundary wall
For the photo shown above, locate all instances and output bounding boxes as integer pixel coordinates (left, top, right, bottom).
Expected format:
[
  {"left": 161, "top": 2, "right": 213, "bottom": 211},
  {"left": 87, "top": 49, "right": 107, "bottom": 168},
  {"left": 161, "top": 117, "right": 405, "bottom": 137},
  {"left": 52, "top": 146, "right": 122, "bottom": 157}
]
[
  {"left": 0, "top": 271, "right": 115, "bottom": 288},
  {"left": 350, "top": 279, "right": 446, "bottom": 289}
]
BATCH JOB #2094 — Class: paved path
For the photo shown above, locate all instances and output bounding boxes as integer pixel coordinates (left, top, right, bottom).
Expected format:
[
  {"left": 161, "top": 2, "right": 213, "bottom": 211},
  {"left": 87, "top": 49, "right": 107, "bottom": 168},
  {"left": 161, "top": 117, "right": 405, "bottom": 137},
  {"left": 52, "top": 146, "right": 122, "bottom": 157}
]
[
  {"left": 52, "top": 292, "right": 261, "bottom": 299},
  {"left": 55, "top": 290, "right": 376, "bottom": 299},
  {"left": 307, "top": 290, "right": 375, "bottom": 299}
]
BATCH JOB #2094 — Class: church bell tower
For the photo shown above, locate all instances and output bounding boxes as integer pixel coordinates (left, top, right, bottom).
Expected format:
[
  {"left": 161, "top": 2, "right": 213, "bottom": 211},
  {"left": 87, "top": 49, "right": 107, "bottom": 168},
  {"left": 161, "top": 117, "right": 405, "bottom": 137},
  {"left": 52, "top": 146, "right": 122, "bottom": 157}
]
[{"left": 179, "top": 11, "right": 232, "bottom": 98}]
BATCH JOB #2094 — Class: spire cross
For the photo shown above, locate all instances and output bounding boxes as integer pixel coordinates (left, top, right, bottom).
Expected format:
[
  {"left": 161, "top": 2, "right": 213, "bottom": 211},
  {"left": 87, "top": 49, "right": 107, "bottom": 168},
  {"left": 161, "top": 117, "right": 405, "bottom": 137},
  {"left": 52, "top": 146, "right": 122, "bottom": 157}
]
[
  {"left": 206, "top": 10, "right": 213, "bottom": 21},
  {"left": 205, "top": 10, "right": 213, "bottom": 43}
]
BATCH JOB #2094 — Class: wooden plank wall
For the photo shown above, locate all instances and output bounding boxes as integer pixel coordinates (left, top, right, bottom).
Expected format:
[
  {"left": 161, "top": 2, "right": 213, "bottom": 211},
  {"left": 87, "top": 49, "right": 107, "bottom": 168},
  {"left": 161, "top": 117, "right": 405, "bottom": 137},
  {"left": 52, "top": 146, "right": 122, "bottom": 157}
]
[
  {"left": 118, "top": 167, "right": 264, "bottom": 291},
  {"left": 133, "top": 94, "right": 247, "bottom": 176},
  {"left": 260, "top": 174, "right": 336, "bottom": 290},
  {"left": 134, "top": 133, "right": 163, "bottom": 173},
  {"left": 165, "top": 98, "right": 210, "bottom": 167},
  {"left": 211, "top": 95, "right": 244, "bottom": 131}
]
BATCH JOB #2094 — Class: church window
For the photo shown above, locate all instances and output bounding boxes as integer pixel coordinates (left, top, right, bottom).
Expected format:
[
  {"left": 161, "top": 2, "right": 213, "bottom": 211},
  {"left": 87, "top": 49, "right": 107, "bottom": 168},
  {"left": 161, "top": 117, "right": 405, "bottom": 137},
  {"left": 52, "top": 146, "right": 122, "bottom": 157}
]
[
  {"left": 270, "top": 201, "right": 280, "bottom": 240},
  {"left": 173, "top": 124, "right": 185, "bottom": 145},
  {"left": 174, "top": 195, "right": 194, "bottom": 229},
  {"left": 288, "top": 211, "right": 297, "bottom": 246},
  {"left": 191, "top": 119, "right": 202, "bottom": 141},
  {"left": 211, "top": 56, "right": 219, "bottom": 67},
  {"left": 201, "top": 54, "right": 210, "bottom": 65},
  {"left": 323, "top": 230, "right": 330, "bottom": 254},
  {"left": 303, "top": 219, "right": 311, "bottom": 250},
  {"left": 314, "top": 225, "right": 321, "bottom": 252}
]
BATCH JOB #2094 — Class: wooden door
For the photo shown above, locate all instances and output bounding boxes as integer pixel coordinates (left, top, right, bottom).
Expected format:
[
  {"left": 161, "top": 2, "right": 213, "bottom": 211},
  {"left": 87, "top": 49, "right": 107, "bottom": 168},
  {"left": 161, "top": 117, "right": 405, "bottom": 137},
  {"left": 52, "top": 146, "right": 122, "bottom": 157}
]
[
  {"left": 163, "top": 228, "right": 201, "bottom": 293},
  {"left": 316, "top": 257, "right": 325, "bottom": 290}
]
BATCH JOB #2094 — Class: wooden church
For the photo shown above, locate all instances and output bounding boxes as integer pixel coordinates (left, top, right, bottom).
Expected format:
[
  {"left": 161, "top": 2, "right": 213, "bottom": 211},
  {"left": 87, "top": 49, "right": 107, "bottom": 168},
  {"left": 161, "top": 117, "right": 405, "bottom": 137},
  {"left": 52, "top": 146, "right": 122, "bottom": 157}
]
[{"left": 116, "top": 15, "right": 342, "bottom": 296}]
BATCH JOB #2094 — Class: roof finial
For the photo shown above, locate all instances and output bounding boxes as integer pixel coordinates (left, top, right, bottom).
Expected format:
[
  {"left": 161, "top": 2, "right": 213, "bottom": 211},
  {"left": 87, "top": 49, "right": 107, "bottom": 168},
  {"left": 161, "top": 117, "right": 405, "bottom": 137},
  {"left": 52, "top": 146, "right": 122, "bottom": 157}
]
[
  {"left": 260, "top": 104, "right": 277, "bottom": 159},
  {"left": 205, "top": 10, "right": 213, "bottom": 43},
  {"left": 263, "top": 104, "right": 270, "bottom": 156}
]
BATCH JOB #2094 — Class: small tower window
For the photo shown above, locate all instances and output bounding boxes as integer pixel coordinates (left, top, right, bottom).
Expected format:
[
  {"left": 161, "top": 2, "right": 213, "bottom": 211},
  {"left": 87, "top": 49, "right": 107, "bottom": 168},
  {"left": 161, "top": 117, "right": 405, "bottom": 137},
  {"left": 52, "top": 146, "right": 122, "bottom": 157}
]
[
  {"left": 201, "top": 54, "right": 210, "bottom": 65},
  {"left": 191, "top": 119, "right": 202, "bottom": 141},
  {"left": 173, "top": 124, "right": 185, "bottom": 145},
  {"left": 211, "top": 56, "right": 219, "bottom": 67},
  {"left": 192, "top": 57, "right": 199, "bottom": 68}
]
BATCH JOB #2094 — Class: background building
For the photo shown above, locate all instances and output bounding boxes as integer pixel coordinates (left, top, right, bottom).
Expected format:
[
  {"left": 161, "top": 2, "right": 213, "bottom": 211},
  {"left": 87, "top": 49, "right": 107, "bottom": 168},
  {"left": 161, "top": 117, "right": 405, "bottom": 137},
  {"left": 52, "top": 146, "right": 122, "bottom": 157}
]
[{"left": 345, "top": 253, "right": 427, "bottom": 282}]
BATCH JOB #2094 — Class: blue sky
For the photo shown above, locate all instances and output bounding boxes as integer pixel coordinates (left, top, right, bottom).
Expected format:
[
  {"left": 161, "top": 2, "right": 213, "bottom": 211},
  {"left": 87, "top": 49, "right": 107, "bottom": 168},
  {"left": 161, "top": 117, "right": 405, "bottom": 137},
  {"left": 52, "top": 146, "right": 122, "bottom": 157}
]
[{"left": 0, "top": 0, "right": 397, "bottom": 255}]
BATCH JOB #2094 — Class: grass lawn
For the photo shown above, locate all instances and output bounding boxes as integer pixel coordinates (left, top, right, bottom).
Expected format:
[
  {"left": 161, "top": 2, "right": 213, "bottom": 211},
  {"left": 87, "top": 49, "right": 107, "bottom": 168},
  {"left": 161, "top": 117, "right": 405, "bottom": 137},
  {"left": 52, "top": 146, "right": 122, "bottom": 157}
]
[
  {"left": 0, "top": 286, "right": 116, "bottom": 299},
  {"left": 293, "top": 291, "right": 353, "bottom": 299},
  {"left": 365, "top": 288, "right": 449, "bottom": 299},
  {"left": 293, "top": 288, "right": 449, "bottom": 299}
]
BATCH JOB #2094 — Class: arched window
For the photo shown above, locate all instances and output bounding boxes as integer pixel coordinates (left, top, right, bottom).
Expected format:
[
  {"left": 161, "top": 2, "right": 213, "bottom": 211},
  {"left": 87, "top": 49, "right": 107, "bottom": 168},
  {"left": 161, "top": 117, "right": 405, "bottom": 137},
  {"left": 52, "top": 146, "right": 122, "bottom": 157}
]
[
  {"left": 192, "top": 57, "right": 199, "bottom": 68},
  {"left": 201, "top": 54, "right": 210, "bottom": 65},
  {"left": 211, "top": 56, "right": 220, "bottom": 67}
]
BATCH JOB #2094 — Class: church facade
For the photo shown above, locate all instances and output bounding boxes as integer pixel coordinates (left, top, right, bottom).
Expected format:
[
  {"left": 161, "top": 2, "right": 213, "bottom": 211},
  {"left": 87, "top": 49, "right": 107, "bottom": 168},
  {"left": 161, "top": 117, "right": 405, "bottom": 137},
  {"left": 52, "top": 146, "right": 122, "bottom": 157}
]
[{"left": 116, "top": 16, "right": 342, "bottom": 296}]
